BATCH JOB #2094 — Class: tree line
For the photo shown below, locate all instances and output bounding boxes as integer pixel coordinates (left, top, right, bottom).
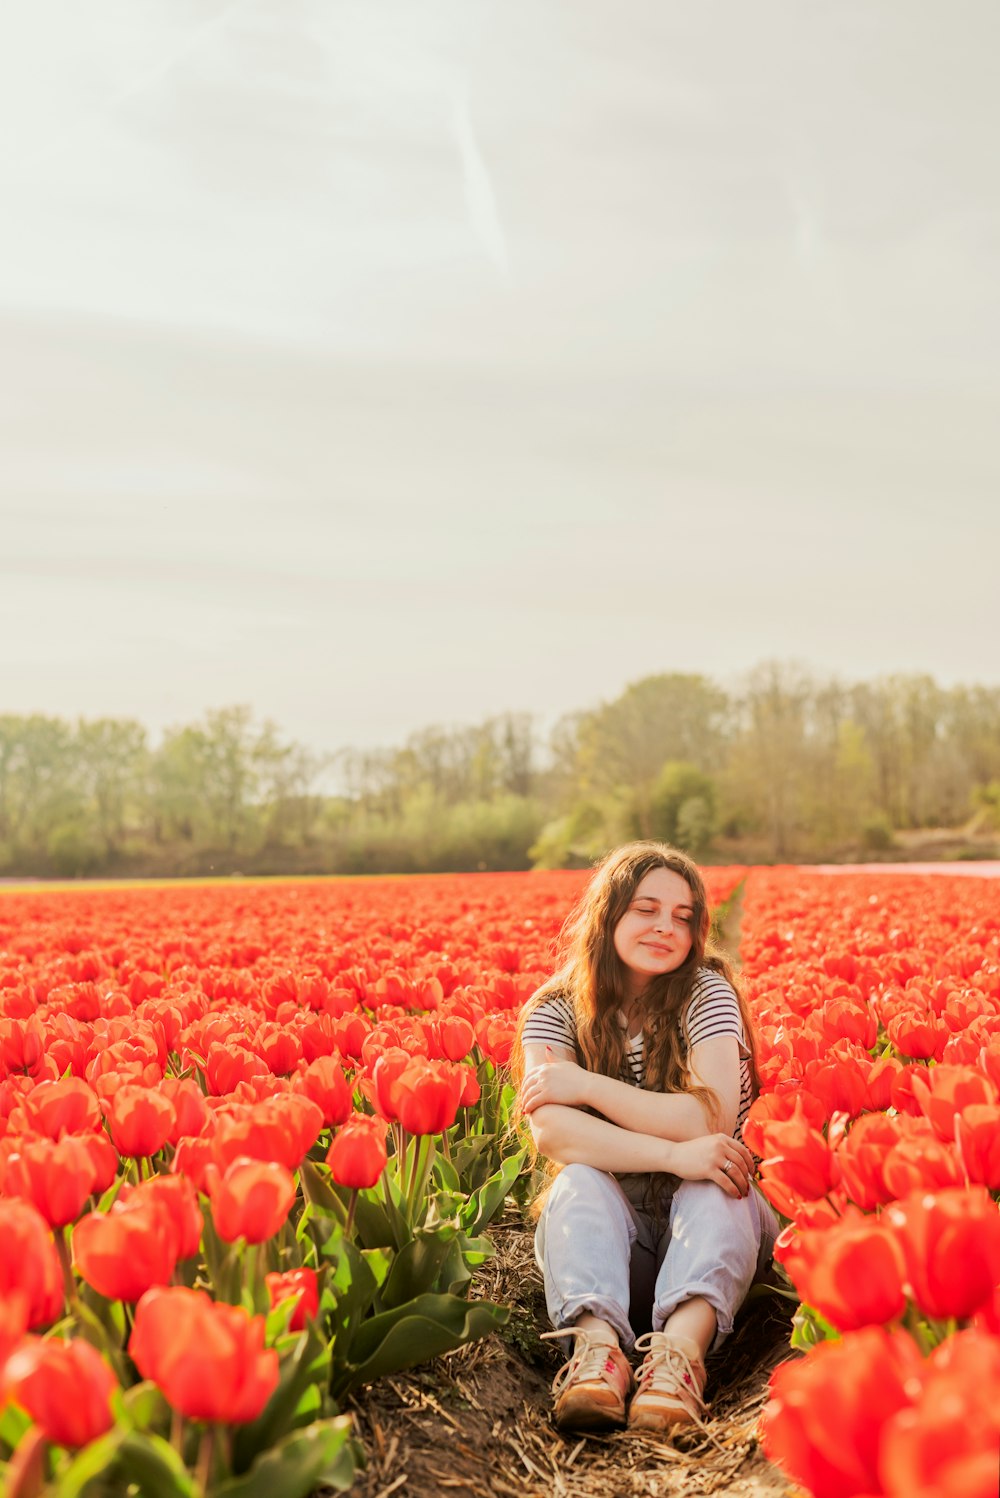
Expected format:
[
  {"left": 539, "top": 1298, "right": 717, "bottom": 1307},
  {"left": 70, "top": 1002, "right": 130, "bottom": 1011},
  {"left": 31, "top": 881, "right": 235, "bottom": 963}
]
[{"left": 2, "top": 667, "right": 999, "bottom": 879}]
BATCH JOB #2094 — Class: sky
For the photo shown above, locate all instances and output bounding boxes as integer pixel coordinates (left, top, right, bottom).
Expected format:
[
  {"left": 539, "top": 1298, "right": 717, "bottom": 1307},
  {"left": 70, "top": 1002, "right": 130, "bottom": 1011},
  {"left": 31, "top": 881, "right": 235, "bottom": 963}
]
[{"left": 2, "top": 0, "right": 998, "bottom": 758}]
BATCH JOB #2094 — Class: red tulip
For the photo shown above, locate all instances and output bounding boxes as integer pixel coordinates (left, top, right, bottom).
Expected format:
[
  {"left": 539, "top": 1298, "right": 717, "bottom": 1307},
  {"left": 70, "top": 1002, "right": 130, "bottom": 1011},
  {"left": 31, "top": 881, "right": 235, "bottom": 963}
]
[
  {"left": 887, "top": 1010, "right": 944, "bottom": 1061},
  {"left": 140, "top": 1174, "right": 203, "bottom": 1260},
  {"left": 326, "top": 1115, "right": 388, "bottom": 1189},
  {"left": 130, "top": 1286, "right": 279, "bottom": 1424},
  {"left": 459, "top": 1066, "right": 481, "bottom": 1108},
  {"left": 254, "top": 1023, "right": 303, "bottom": 1076},
  {"left": 0, "top": 1200, "right": 65, "bottom": 1328},
  {"left": 820, "top": 996, "right": 878, "bottom": 1050},
  {"left": 879, "top": 1329, "right": 1000, "bottom": 1498},
  {"left": 209, "top": 1157, "right": 296, "bottom": 1245},
  {"left": 743, "top": 1085, "right": 828, "bottom": 1156},
  {"left": 5, "top": 1336, "right": 117, "bottom": 1448},
  {"left": 0, "top": 1017, "right": 50, "bottom": 1079},
  {"left": 885, "top": 1186, "right": 1000, "bottom": 1320},
  {"left": 73, "top": 1193, "right": 180, "bottom": 1302},
  {"left": 475, "top": 1014, "right": 515, "bottom": 1067},
  {"left": 836, "top": 1113, "right": 904, "bottom": 1210},
  {"left": 371, "top": 1047, "right": 411, "bottom": 1121},
  {"left": 265, "top": 1266, "right": 319, "bottom": 1330},
  {"left": 393, "top": 1059, "right": 464, "bottom": 1137},
  {"left": 862, "top": 1051, "right": 905, "bottom": 1112},
  {"left": 910, "top": 1064, "right": 997, "bottom": 1142},
  {"left": 803, "top": 1051, "right": 870, "bottom": 1123},
  {"left": 882, "top": 1128, "right": 965, "bottom": 1199},
  {"left": 295, "top": 1056, "right": 353, "bottom": 1127},
  {"left": 159, "top": 1076, "right": 211, "bottom": 1144},
  {"left": 779, "top": 1213, "right": 907, "bottom": 1332},
  {"left": 203, "top": 1044, "right": 271, "bottom": 1096},
  {"left": 2, "top": 1135, "right": 103, "bottom": 1228},
  {"left": 438, "top": 1015, "right": 476, "bottom": 1062},
  {"left": 0, "top": 1288, "right": 30, "bottom": 1376},
  {"left": 955, "top": 1103, "right": 1000, "bottom": 1190},
  {"left": 19, "top": 1077, "right": 101, "bottom": 1139},
  {"left": 760, "top": 1326, "right": 923, "bottom": 1498},
  {"left": 104, "top": 1084, "right": 176, "bottom": 1158},
  {"left": 757, "top": 1113, "right": 837, "bottom": 1217}
]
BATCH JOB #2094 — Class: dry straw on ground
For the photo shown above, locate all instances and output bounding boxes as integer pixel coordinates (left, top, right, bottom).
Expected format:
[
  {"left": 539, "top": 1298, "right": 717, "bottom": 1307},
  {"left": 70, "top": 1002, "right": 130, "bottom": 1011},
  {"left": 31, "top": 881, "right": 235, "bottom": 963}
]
[{"left": 348, "top": 1213, "right": 797, "bottom": 1498}]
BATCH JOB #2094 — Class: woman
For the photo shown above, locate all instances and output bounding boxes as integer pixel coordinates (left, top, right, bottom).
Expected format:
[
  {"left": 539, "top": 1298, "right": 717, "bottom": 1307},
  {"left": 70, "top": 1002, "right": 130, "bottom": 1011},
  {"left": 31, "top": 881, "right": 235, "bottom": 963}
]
[{"left": 514, "top": 842, "right": 777, "bottom": 1436}]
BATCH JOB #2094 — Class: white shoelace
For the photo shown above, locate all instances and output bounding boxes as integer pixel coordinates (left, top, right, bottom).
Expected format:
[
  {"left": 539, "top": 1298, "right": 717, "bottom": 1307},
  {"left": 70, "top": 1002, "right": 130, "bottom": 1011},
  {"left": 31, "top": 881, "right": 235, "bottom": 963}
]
[
  {"left": 540, "top": 1329, "right": 622, "bottom": 1394},
  {"left": 632, "top": 1333, "right": 708, "bottom": 1418}
]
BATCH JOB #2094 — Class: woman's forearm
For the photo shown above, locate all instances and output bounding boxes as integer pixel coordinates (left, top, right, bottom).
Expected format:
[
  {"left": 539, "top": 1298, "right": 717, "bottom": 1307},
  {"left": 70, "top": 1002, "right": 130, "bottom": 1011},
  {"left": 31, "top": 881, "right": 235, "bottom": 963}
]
[
  {"left": 580, "top": 1071, "right": 718, "bottom": 1139},
  {"left": 529, "top": 1103, "right": 676, "bottom": 1173}
]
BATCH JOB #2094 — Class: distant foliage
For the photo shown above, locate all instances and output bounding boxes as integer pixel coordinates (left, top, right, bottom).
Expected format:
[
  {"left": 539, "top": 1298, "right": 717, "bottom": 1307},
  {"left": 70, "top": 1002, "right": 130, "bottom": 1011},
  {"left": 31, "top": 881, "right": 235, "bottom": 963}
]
[{"left": 1, "top": 667, "right": 999, "bottom": 877}]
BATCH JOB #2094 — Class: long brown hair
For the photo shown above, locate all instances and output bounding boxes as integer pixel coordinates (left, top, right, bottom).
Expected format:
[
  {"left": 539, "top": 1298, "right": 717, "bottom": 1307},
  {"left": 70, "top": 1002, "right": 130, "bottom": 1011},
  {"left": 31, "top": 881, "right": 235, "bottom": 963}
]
[{"left": 512, "top": 842, "right": 760, "bottom": 1125}]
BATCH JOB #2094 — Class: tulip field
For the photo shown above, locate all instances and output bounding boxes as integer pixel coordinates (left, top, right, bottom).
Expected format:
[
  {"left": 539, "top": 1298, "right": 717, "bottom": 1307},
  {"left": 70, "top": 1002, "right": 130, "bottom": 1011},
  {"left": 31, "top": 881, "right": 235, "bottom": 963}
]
[{"left": 0, "top": 866, "right": 998, "bottom": 1498}]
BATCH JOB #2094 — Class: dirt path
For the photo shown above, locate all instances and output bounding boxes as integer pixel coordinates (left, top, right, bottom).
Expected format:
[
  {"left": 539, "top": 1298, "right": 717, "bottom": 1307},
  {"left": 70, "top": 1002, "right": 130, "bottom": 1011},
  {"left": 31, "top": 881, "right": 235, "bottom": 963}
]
[{"left": 348, "top": 1216, "right": 795, "bottom": 1497}]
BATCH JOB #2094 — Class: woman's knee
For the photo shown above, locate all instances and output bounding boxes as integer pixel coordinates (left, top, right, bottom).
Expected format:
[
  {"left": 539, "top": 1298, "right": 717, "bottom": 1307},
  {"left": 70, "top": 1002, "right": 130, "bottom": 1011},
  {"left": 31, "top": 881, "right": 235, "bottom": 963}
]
[
  {"left": 545, "top": 1163, "right": 626, "bottom": 1213},
  {"left": 669, "top": 1179, "right": 761, "bottom": 1250},
  {"left": 538, "top": 1165, "right": 636, "bottom": 1255}
]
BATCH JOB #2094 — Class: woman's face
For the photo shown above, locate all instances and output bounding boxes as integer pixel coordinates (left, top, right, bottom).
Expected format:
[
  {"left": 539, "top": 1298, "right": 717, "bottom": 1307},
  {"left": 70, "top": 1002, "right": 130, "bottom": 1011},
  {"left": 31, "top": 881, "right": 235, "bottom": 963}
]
[{"left": 612, "top": 867, "right": 696, "bottom": 994}]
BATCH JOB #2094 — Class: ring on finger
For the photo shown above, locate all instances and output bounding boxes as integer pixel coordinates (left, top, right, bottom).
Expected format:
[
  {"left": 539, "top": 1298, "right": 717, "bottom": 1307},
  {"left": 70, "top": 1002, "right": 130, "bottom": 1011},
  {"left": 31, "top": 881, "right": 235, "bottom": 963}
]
[{"left": 722, "top": 1160, "right": 732, "bottom": 1175}]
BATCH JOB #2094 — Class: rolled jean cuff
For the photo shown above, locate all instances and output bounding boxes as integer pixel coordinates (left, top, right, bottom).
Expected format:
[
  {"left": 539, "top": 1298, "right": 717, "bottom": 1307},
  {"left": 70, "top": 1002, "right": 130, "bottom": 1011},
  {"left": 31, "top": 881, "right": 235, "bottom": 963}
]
[{"left": 551, "top": 1294, "right": 635, "bottom": 1352}]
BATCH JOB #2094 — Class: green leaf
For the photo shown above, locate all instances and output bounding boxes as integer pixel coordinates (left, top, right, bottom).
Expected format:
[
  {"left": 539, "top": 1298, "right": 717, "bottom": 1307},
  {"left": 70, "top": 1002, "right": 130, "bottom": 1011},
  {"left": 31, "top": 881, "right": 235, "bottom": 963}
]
[
  {"left": 55, "top": 1428, "right": 127, "bottom": 1498},
  {"left": 451, "top": 1134, "right": 491, "bottom": 1191},
  {"left": 116, "top": 1432, "right": 198, "bottom": 1498},
  {"left": 263, "top": 1294, "right": 301, "bottom": 1346},
  {"left": 59, "top": 1429, "right": 196, "bottom": 1498},
  {"left": 436, "top": 1236, "right": 473, "bottom": 1297},
  {"left": 361, "top": 1247, "right": 392, "bottom": 1292},
  {"left": 379, "top": 1228, "right": 459, "bottom": 1309},
  {"left": 461, "top": 1148, "right": 526, "bottom": 1236},
  {"left": 298, "top": 1159, "right": 347, "bottom": 1223},
  {"left": 324, "top": 1234, "right": 379, "bottom": 1336},
  {"left": 231, "top": 1322, "right": 331, "bottom": 1475},
  {"left": 336, "top": 1294, "right": 508, "bottom": 1397},
  {"left": 214, "top": 1418, "right": 357, "bottom": 1498},
  {"left": 432, "top": 1153, "right": 461, "bottom": 1194},
  {"left": 0, "top": 1402, "right": 33, "bottom": 1451},
  {"left": 121, "top": 1380, "right": 170, "bottom": 1434},
  {"left": 790, "top": 1303, "right": 839, "bottom": 1351}
]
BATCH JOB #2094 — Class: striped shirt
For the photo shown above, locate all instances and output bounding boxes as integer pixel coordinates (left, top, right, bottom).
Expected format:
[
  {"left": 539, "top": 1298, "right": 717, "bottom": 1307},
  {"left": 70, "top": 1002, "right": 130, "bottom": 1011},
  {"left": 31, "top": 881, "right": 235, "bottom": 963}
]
[{"left": 521, "top": 967, "right": 753, "bottom": 1142}]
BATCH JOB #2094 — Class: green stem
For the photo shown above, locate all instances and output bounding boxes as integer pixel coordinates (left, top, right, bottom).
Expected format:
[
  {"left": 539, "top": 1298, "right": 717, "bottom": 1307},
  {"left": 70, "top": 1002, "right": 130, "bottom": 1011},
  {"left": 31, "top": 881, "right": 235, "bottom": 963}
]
[
  {"left": 404, "top": 1131, "right": 419, "bottom": 1205},
  {"left": 196, "top": 1425, "right": 216, "bottom": 1494},
  {"left": 54, "top": 1225, "right": 78, "bottom": 1308},
  {"left": 406, "top": 1135, "right": 433, "bottom": 1221},
  {"left": 345, "top": 1189, "right": 358, "bottom": 1236},
  {"left": 245, "top": 1242, "right": 259, "bottom": 1308}
]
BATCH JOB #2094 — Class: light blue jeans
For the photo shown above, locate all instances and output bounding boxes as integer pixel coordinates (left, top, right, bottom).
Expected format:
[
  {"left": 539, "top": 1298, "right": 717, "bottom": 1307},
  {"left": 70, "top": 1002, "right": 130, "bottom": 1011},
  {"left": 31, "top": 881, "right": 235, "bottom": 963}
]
[{"left": 535, "top": 1164, "right": 780, "bottom": 1353}]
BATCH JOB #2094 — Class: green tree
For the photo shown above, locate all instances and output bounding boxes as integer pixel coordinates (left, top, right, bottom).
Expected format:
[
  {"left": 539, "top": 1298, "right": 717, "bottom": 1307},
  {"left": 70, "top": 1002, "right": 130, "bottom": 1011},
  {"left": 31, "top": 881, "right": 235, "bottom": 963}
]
[
  {"left": 570, "top": 674, "right": 729, "bottom": 833},
  {"left": 649, "top": 762, "right": 718, "bottom": 852},
  {"left": 77, "top": 717, "right": 148, "bottom": 855}
]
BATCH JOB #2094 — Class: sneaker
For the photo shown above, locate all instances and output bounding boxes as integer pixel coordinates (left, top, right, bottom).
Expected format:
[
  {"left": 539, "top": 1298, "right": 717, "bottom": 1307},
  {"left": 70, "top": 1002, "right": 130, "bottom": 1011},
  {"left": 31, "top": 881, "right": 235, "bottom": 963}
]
[
  {"left": 540, "top": 1328, "right": 633, "bottom": 1432},
  {"left": 627, "top": 1331, "right": 708, "bottom": 1433}
]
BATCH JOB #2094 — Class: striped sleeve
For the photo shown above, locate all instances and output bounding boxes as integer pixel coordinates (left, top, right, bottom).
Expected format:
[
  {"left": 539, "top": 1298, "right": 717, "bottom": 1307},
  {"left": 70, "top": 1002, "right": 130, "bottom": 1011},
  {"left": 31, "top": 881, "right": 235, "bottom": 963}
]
[
  {"left": 684, "top": 970, "right": 751, "bottom": 1058},
  {"left": 521, "top": 994, "right": 577, "bottom": 1054}
]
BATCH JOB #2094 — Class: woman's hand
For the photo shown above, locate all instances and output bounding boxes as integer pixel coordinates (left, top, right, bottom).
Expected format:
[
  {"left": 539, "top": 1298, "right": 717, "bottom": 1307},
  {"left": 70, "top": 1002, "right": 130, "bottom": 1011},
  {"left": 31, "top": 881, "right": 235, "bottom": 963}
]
[
  {"left": 666, "top": 1134, "right": 756, "bottom": 1199},
  {"left": 520, "top": 1054, "right": 592, "bottom": 1113}
]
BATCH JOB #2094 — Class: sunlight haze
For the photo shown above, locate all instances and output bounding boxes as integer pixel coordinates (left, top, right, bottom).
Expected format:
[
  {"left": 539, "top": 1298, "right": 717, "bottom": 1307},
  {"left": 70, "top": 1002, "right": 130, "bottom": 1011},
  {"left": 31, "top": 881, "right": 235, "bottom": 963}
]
[{"left": 2, "top": 0, "right": 998, "bottom": 754}]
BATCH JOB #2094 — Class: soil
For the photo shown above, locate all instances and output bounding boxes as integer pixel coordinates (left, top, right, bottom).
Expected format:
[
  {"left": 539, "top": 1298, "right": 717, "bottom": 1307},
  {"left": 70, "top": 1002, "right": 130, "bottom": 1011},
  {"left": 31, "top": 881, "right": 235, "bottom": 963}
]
[{"left": 346, "top": 1216, "right": 798, "bottom": 1498}]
